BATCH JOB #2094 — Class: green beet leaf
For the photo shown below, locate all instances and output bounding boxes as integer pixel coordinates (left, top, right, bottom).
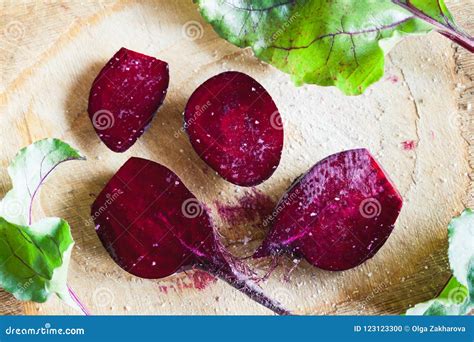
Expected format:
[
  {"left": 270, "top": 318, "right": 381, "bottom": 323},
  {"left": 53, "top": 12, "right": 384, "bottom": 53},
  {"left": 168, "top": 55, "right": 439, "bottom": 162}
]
[
  {"left": 406, "top": 209, "right": 474, "bottom": 315},
  {"left": 197, "top": 0, "right": 473, "bottom": 95},
  {"left": 0, "top": 138, "right": 84, "bottom": 226},
  {"left": 448, "top": 208, "right": 474, "bottom": 287},
  {"left": 0, "top": 138, "right": 86, "bottom": 312},
  {"left": 0, "top": 217, "right": 73, "bottom": 303}
]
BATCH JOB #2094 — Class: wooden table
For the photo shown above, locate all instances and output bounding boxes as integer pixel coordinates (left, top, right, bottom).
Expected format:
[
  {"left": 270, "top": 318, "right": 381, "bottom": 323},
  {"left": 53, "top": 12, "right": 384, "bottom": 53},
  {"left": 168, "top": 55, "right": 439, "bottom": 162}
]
[{"left": 0, "top": 0, "right": 473, "bottom": 315}]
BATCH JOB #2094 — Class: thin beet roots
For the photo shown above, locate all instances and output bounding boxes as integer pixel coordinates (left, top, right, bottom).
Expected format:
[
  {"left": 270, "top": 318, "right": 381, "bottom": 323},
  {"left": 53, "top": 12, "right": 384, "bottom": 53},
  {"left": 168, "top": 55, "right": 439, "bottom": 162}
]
[
  {"left": 92, "top": 157, "right": 290, "bottom": 315},
  {"left": 201, "top": 264, "right": 291, "bottom": 315}
]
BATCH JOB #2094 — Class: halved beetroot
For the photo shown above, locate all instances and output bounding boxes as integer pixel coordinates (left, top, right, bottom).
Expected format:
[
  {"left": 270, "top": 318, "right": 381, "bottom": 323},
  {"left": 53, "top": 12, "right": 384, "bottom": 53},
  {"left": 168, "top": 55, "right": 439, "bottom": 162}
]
[
  {"left": 254, "top": 149, "right": 403, "bottom": 271},
  {"left": 184, "top": 71, "right": 283, "bottom": 186},
  {"left": 92, "top": 157, "right": 289, "bottom": 315},
  {"left": 88, "top": 47, "right": 169, "bottom": 152}
]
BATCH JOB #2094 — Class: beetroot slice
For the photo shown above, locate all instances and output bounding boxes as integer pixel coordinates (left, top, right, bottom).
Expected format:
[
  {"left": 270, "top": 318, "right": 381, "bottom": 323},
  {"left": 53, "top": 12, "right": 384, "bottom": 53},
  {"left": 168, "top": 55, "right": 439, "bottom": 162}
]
[
  {"left": 92, "top": 157, "right": 290, "bottom": 315},
  {"left": 254, "top": 148, "right": 403, "bottom": 271},
  {"left": 88, "top": 47, "right": 169, "bottom": 152},
  {"left": 184, "top": 71, "right": 283, "bottom": 186}
]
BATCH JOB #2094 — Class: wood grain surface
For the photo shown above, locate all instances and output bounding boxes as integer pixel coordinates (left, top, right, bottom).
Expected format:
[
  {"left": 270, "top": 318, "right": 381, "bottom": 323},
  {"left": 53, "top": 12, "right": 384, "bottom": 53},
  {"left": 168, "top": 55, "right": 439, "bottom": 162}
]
[{"left": 0, "top": 0, "right": 473, "bottom": 315}]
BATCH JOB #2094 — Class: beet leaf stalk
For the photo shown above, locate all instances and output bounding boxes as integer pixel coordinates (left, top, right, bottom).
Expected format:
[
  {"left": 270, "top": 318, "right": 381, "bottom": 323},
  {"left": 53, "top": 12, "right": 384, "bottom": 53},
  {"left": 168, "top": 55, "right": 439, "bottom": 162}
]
[
  {"left": 392, "top": 0, "right": 474, "bottom": 53},
  {"left": 68, "top": 285, "right": 91, "bottom": 316}
]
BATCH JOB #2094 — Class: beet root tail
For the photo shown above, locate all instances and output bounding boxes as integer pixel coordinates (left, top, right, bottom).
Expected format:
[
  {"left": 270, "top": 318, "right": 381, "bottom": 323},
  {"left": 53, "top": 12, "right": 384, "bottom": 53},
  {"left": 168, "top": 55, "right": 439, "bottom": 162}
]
[{"left": 200, "top": 263, "right": 291, "bottom": 316}]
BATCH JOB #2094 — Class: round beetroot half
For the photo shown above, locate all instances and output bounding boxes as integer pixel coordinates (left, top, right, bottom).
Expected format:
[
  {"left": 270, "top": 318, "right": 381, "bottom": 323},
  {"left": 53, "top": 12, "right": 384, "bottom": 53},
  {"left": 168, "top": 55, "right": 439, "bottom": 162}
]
[
  {"left": 184, "top": 71, "right": 283, "bottom": 186},
  {"left": 254, "top": 149, "right": 403, "bottom": 271},
  {"left": 92, "top": 157, "right": 290, "bottom": 315},
  {"left": 92, "top": 157, "right": 212, "bottom": 278},
  {"left": 88, "top": 47, "right": 169, "bottom": 152}
]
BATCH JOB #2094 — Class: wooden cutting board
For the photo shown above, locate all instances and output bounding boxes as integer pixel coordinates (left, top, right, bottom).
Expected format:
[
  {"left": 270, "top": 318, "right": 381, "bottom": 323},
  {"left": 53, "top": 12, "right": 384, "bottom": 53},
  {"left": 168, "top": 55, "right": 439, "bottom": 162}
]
[{"left": 0, "top": 0, "right": 473, "bottom": 315}]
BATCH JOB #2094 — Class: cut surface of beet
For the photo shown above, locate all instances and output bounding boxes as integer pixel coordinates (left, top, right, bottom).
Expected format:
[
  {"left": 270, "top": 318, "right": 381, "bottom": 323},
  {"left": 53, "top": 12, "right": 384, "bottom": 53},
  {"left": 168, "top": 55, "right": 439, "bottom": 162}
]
[
  {"left": 254, "top": 149, "right": 403, "bottom": 271},
  {"left": 92, "top": 157, "right": 290, "bottom": 315},
  {"left": 184, "top": 71, "right": 283, "bottom": 186},
  {"left": 92, "top": 157, "right": 211, "bottom": 279},
  {"left": 88, "top": 47, "right": 169, "bottom": 152}
]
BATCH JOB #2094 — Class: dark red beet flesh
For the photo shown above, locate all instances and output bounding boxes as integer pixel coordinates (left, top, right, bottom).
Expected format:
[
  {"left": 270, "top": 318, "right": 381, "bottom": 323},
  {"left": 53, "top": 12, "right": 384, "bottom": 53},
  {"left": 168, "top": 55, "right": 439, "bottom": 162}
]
[
  {"left": 92, "top": 157, "right": 289, "bottom": 315},
  {"left": 88, "top": 47, "right": 169, "bottom": 152},
  {"left": 254, "top": 149, "right": 403, "bottom": 271},
  {"left": 184, "top": 71, "right": 283, "bottom": 186}
]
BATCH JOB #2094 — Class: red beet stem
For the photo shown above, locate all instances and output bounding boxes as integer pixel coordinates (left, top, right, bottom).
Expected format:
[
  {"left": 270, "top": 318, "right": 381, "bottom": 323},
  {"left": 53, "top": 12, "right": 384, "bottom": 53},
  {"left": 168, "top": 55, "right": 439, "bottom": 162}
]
[
  {"left": 392, "top": 0, "right": 474, "bottom": 53},
  {"left": 196, "top": 235, "right": 291, "bottom": 316},
  {"left": 67, "top": 284, "right": 90, "bottom": 315},
  {"left": 198, "top": 262, "right": 291, "bottom": 315}
]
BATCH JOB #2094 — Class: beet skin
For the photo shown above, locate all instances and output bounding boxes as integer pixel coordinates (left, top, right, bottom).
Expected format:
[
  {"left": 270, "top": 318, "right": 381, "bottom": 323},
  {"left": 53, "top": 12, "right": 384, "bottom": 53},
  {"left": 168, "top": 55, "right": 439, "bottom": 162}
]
[{"left": 254, "top": 148, "right": 403, "bottom": 271}]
